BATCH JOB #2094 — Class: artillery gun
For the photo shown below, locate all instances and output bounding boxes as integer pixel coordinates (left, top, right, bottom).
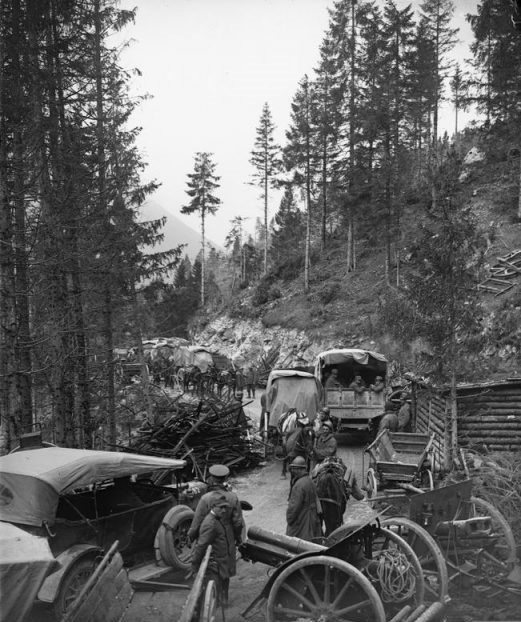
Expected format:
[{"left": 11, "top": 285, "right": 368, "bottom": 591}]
[{"left": 240, "top": 511, "right": 447, "bottom": 622}]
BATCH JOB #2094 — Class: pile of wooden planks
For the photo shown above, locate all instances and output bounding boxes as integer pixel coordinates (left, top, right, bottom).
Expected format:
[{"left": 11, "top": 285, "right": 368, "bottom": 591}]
[
  {"left": 478, "top": 249, "right": 521, "bottom": 295},
  {"left": 124, "top": 395, "right": 263, "bottom": 477}
]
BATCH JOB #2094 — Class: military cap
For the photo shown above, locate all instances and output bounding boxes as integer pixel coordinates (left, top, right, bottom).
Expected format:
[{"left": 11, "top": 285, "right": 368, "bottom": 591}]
[
  {"left": 321, "top": 420, "right": 334, "bottom": 431},
  {"left": 211, "top": 494, "right": 230, "bottom": 508},
  {"left": 209, "top": 464, "right": 230, "bottom": 478}
]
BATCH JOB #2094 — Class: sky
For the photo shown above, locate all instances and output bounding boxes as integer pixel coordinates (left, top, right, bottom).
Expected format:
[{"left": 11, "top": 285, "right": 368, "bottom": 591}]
[{"left": 117, "top": 0, "right": 480, "bottom": 247}]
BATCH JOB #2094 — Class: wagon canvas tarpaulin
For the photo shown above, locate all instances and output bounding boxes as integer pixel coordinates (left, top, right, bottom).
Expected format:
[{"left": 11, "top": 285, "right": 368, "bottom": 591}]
[{"left": 266, "top": 370, "right": 322, "bottom": 427}]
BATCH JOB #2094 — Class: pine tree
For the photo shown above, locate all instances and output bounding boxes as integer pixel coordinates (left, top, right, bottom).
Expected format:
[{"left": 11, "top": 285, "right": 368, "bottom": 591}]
[
  {"left": 385, "top": 151, "right": 487, "bottom": 464},
  {"left": 284, "top": 76, "right": 316, "bottom": 290},
  {"left": 312, "top": 34, "right": 343, "bottom": 249},
  {"left": 249, "top": 103, "right": 281, "bottom": 273},
  {"left": 270, "top": 186, "right": 305, "bottom": 270},
  {"left": 420, "top": 0, "right": 458, "bottom": 209},
  {"left": 181, "top": 152, "right": 221, "bottom": 306}
]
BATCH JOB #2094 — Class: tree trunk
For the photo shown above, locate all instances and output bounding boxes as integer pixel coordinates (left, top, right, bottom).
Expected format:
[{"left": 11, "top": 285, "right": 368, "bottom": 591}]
[
  {"left": 12, "top": 0, "right": 33, "bottom": 432},
  {"left": 517, "top": 150, "right": 521, "bottom": 220},
  {"left": 130, "top": 284, "right": 154, "bottom": 424},
  {"left": 321, "top": 139, "right": 327, "bottom": 251},
  {"left": 304, "top": 190, "right": 310, "bottom": 291},
  {"left": 94, "top": 0, "right": 116, "bottom": 446},
  {"left": 264, "top": 160, "right": 268, "bottom": 273},
  {"left": 0, "top": 10, "right": 15, "bottom": 453},
  {"left": 201, "top": 209, "right": 206, "bottom": 305}
]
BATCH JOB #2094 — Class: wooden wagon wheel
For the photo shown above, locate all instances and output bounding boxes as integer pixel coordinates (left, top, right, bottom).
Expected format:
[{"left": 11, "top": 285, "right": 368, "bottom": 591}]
[
  {"left": 370, "top": 527, "right": 425, "bottom": 610},
  {"left": 266, "top": 555, "right": 385, "bottom": 622},
  {"left": 381, "top": 516, "right": 449, "bottom": 602},
  {"left": 452, "top": 496, "right": 518, "bottom": 577},
  {"left": 199, "top": 580, "right": 217, "bottom": 622},
  {"left": 365, "top": 467, "right": 378, "bottom": 500}
]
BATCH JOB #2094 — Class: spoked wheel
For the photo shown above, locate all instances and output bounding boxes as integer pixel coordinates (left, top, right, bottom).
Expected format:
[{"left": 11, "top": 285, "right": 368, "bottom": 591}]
[
  {"left": 435, "top": 496, "right": 517, "bottom": 594},
  {"left": 54, "top": 557, "right": 96, "bottom": 619},
  {"left": 199, "top": 580, "right": 217, "bottom": 622},
  {"left": 365, "top": 468, "right": 377, "bottom": 500},
  {"left": 381, "top": 516, "right": 449, "bottom": 602},
  {"left": 266, "top": 555, "right": 385, "bottom": 622},
  {"left": 369, "top": 527, "right": 425, "bottom": 612}
]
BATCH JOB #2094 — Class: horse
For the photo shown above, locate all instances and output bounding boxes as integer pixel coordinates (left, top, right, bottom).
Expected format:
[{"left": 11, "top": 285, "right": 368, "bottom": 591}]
[
  {"left": 278, "top": 411, "right": 313, "bottom": 477},
  {"left": 312, "top": 459, "right": 348, "bottom": 536}
]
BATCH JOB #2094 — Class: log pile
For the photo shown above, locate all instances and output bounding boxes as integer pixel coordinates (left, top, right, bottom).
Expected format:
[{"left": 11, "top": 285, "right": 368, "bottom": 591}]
[
  {"left": 122, "top": 394, "right": 264, "bottom": 477},
  {"left": 458, "top": 384, "right": 521, "bottom": 451}
]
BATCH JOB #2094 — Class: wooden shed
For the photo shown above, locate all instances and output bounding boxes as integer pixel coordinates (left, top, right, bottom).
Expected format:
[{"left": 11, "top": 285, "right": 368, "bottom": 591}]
[{"left": 413, "top": 378, "right": 521, "bottom": 470}]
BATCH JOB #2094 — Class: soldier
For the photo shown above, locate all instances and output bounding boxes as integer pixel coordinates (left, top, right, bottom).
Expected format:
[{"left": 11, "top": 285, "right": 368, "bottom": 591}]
[
  {"left": 190, "top": 495, "right": 233, "bottom": 606},
  {"left": 245, "top": 365, "right": 258, "bottom": 398},
  {"left": 370, "top": 375, "right": 385, "bottom": 394},
  {"left": 313, "top": 420, "right": 337, "bottom": 464},
  {"left": 286, "top": 456, "right": 323, "bottom": 541},
  {"left": 188, "top": 464, "right": 244, "bottom": 606},
  {"left": 348, "top": 374, "right": 366, "bottom": 394},
  {"left": 188, "top": 465, "right": 244, "bottom": 546}
]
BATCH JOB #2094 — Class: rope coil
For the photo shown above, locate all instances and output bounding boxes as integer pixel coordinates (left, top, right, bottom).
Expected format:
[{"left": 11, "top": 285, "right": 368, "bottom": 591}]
[{"left": 366, "top": 548, "right": 416, "bottom": 603}]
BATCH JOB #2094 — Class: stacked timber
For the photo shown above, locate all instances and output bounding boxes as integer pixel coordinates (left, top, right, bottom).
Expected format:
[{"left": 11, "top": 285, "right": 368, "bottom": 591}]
[
  {"left": 122, "top": 395, "right": 263, "bottom": 477},
  {"left": 457, "top": 381, "right": 521, "bottom": 451}
]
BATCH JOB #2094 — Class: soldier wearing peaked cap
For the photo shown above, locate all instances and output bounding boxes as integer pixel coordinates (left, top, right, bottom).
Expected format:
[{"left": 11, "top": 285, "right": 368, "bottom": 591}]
[
  {"left": 188, "top": 464, "right": 244, "bottom": 606},
  {"left": 209, "top": 464, "right": 230, "bottom": 478},
  {"left": 191, "top": 494, "right": 232, "bottom": 606}
]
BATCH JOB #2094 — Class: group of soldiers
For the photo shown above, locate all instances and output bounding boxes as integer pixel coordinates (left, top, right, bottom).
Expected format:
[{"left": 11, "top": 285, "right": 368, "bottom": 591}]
[{"left": 281, "top": 407, "right": 365, "bottom": 542}]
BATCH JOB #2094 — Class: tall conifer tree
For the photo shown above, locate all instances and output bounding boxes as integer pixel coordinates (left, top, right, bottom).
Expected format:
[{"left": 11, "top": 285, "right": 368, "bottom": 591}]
[
  {"left": 249, "top": 103, "right": 281, "bottom": 273},
  {"left": 181, "top": 152, "right": 221, "bottom": 306}
]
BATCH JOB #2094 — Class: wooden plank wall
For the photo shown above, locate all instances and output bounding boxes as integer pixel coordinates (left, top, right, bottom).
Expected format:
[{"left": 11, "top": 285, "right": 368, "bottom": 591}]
[
  {"left": 457, "top": 383, "right": 521, "bottom": 451},
  {"left": 414, "top": 381, "right": 521, "bottom": 467},
  {"left": 413, "top": 387, "right": 448, "bottom": 472}
]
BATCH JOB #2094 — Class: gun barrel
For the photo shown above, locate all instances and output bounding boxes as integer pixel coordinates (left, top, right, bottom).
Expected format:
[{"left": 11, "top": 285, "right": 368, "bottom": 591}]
[{"left": 247, "top": 525, "right": 326, "bottom": 555}]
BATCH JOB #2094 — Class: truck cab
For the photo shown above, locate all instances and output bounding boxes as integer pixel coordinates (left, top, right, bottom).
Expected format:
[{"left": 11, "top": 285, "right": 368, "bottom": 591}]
[{"left": 315, "top": 348, "right": 387, "bottom": 434}]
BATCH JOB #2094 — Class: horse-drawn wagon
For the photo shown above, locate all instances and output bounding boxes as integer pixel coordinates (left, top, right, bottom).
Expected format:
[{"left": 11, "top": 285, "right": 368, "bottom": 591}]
[{"left": 364, "top": 430, "right": 436, "bottom": 497}]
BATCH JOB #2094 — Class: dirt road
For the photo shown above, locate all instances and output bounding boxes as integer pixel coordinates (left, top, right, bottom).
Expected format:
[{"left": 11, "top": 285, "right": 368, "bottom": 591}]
[{"left": 226, "top": 394, "right": 373, "bottom": 621}]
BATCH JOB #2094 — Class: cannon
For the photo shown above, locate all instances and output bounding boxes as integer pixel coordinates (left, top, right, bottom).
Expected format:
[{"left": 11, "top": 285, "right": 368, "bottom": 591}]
[
  {"left": 239, "top": 511, "right": 448, "bottom": 622},
  {"left": 369, "top": 479, "right": 521, "bottom": 602}
]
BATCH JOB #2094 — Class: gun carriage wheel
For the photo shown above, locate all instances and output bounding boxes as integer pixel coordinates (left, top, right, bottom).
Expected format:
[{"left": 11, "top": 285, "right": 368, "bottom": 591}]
[
  {"left": 438, "top": 495, "right": 518, "bottom": 591},
  {"left": 381, "top": 516, "right": 449, "bottom": 602},
  {"left": 370, "top": 527, "right": 426, "bottom": 612},
  {"left": 266, "top": 556, "right": 386, "bottom": 622}
]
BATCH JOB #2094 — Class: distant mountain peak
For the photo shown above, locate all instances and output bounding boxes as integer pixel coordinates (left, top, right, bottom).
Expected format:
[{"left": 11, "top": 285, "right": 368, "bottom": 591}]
[{"left": 139, "top": 200, "right": 221, "bottom": 259}]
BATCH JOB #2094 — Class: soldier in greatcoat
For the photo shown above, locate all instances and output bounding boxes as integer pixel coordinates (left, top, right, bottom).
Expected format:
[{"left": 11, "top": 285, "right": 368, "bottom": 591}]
[
  {"left": 188, "top": 464, "right": 243, "bottom": 607},
  {"left": 286, "top": 456, "right": 322, "bottom": 541},
  {"left": 190, "top": 495, "right": 234, "bottom": 606}
]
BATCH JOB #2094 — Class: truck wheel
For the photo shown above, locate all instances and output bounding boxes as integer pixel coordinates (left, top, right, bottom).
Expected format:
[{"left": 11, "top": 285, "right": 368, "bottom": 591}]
[
  {"left": 155, "top": 505, "right": 194, "bottom": 571},
  {"left": 53, "top": 557, "right": 96, "bottom": 619}
]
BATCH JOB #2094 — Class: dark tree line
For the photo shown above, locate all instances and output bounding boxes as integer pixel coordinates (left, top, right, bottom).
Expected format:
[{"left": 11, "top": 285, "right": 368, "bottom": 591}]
[
  {"left": 236, "top": 0, "right": 520, "bottom": 289},
  {"left": 0, "top": 0, "right": 178, "bottom": 451}
]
